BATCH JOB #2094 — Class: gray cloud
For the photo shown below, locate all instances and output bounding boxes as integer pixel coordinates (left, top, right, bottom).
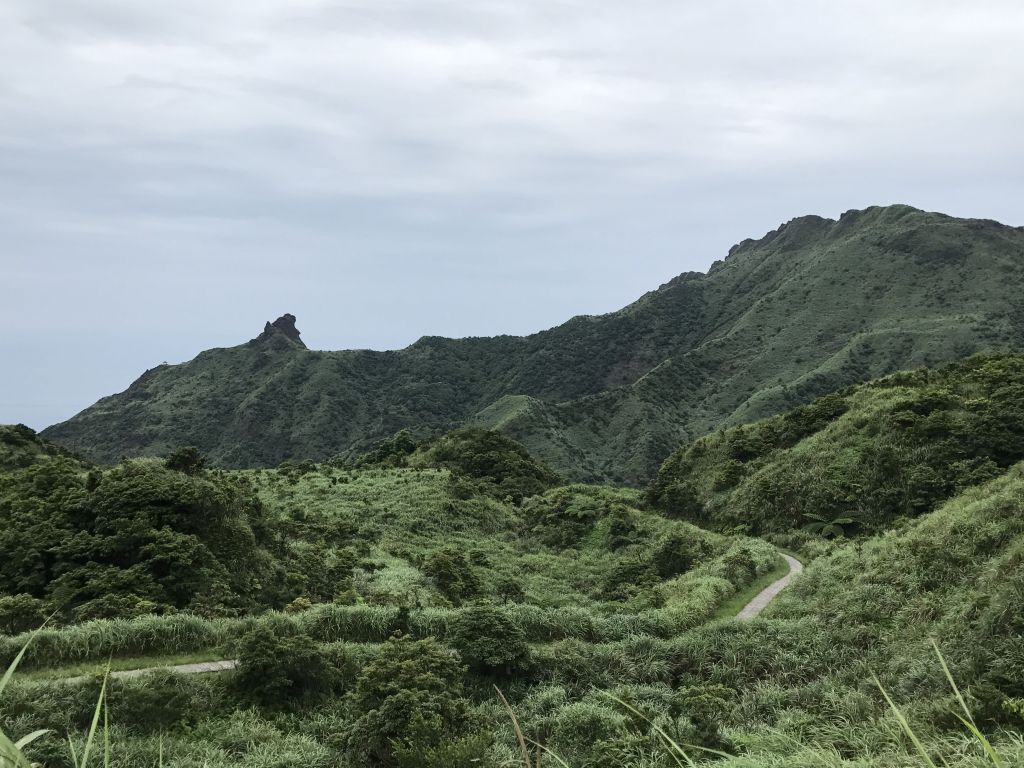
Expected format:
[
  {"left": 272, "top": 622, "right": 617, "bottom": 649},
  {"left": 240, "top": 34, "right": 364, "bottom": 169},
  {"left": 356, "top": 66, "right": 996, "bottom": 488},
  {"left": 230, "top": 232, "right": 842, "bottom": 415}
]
[{"left": 2, "top": 0, "right": 1023, "bottom": 427}]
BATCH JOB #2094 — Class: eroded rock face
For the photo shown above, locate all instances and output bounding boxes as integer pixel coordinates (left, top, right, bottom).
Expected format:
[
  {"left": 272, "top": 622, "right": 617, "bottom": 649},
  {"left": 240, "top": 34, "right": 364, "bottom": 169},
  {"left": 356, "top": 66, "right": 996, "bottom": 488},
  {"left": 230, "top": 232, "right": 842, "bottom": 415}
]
[{"left": 254, "top": 314, "right": 306, "bottom": 348}]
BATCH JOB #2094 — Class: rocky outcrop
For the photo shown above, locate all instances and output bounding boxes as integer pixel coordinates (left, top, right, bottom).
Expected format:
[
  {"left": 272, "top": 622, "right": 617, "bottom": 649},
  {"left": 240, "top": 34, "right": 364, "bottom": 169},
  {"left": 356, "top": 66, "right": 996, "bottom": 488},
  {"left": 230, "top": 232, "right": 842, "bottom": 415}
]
[{"left": 253, "top": 314, "right": 306, "bottom": 348}]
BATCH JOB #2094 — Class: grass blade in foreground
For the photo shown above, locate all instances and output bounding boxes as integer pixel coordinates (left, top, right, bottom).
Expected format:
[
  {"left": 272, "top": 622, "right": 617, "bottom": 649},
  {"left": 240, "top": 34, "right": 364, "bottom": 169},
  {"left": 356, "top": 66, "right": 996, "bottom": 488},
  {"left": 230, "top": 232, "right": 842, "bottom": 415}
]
[
  {"left": 1, "top": 628, "right": 52, "bottom": 768},
  {"left": 931, "top": 640, "right": 1005, "bottom": 768}
]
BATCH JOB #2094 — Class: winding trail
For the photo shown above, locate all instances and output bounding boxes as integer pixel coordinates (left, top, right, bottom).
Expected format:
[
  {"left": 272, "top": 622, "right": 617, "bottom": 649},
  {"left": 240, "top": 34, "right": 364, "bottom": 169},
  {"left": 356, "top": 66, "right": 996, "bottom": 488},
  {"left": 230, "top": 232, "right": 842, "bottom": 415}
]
[
  {"left": 735, "top": 553, "right": 803, "bottom": 620},
  {"left": 48, "top": 552, "right": 802, "bottom": 684}
]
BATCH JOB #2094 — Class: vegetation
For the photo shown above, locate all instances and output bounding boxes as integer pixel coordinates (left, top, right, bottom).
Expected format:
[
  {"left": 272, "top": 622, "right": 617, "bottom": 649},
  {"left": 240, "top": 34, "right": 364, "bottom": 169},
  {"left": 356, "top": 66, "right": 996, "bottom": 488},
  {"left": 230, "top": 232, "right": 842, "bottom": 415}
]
[
  {"left": 650, "top": 354, "right": 1024, "bottom": 534},
  {"left": 42, "top": 206, "right": 1024, "bottom": 484},
  {"left": 8, "top": 216, "right": 1024, "bottom": 765},
  {"left": 3, "top": 405, "right": 1024, "bottom": 765}
]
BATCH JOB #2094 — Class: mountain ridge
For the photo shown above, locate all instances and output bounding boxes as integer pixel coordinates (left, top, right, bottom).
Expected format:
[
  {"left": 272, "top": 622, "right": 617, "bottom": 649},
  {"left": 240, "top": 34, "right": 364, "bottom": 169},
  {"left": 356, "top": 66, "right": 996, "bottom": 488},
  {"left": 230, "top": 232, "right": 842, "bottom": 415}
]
[{"left": 42, "top": 204, "right": 1024, "bottom": 481}]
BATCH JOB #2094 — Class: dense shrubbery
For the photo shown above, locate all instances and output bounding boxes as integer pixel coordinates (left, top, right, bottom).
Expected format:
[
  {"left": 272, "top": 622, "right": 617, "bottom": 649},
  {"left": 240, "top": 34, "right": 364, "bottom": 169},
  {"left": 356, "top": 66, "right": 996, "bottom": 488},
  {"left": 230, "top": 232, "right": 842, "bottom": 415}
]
[
  {"left": 422, "top": 548, "right": 482, "bottom": 605},
  {"left": 233, "top": 621, "right": 345, "bottom": 709},
  {"left": 342, "top": 636, "right": 484, "bottom": 767},
  {"left": 651, "top": 354, "right": 1024, "bottom": 533},
  {"left": 10, "top": 367, "right": 1024, "bottom": 767},
  {"left": 448, "top": 604, "right": 532, "bottom": 680},
  {"left": 0, "top": 455, "right": 282, "bottom": 621}
]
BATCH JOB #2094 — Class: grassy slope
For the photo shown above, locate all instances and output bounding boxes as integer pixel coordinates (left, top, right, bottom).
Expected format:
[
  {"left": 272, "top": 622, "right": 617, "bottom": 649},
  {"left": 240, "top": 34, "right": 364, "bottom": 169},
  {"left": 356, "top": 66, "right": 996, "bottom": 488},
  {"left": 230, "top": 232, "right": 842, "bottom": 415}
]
[
  {"left": 7, "top": 360, "right": 1024, "bottom": 765},
  {"left": 0, "top": 459, "right": 780, "bottom": 671},
  {"left": 650, "top": 353, "right": 1024, "bottom": 534},
  {"left": 43, "top": 205, "right": 1024, "bottom": 483},
  {"left": 6, "top": 464, "right": 1022, "bottom": 767},
  {"left": 669, "top": 462, "right": 1024, "bottom": 765}
]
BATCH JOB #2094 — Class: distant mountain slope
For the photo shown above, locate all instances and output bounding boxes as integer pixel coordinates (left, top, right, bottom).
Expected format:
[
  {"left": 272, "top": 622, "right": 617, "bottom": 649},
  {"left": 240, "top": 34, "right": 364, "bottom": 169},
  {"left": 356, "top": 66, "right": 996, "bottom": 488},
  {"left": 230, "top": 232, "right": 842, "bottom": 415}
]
[{"left": 43, "top": 205, "right": 1024, "bottom": 481}]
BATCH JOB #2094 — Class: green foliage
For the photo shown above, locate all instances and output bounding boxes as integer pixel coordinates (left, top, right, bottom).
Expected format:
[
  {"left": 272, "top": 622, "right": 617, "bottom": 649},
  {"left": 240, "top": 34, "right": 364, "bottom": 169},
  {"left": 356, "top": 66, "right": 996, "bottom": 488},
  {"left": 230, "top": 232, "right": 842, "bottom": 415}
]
[
  {"left": 12, "top": 344, "right": 1024, "bottom": 766},
  {"left": 522, "top": 485, "right": 626, "bottom": 549},
  {"left": 343, "top": 636, "right": 481, "bottom": 767},
  {"left": 44, "top": 207, "right": 1024, "bottom": 485},
  {"left": 651, "top": 354, "right": 1024, "bottom": 533},
  {"left": 0, "top": 594, "right": 49, "bottom": 636},
  {"left": 414, "top": 428, "right": 561, "bottom": 502},
  {"left": 651, "top": 530, "right": 711, "bottom": 578},
  {"left": 422, "top": 548, "right": 481, "bottom": 605},
  {"left": 0, "top": 452, "right": 278, "bottom": 620},
  {"left": 447, "top": 604, "right": 532, "bottom": 679},
  {"left": 354, "top": 430, "right": 423, "bottom": 468},
  {"left": 233, "top": 622, "right": 343, "bottom": 709},
  {"left": 164, "top": 446, "right": 207, "bottom": 475},
  {"left": 802, "top": 512, "right": 856, "bottom": 538}
]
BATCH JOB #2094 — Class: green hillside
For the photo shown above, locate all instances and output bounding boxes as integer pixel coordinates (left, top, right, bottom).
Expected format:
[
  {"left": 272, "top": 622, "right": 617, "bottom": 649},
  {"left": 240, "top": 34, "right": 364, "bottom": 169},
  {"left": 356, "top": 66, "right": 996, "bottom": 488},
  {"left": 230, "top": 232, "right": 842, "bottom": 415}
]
[
  {"left": 5, "top": 390, "right": 1024, "bottom": 765},
  {"left": 42, "top": 206, "right": 1024, "bottom": 483},
  {"left": 649, "top": 353, "right": 1024, "bottom": 534},
  {"left": 668, "top": 459, "right": 1024, "bottom": 766}
]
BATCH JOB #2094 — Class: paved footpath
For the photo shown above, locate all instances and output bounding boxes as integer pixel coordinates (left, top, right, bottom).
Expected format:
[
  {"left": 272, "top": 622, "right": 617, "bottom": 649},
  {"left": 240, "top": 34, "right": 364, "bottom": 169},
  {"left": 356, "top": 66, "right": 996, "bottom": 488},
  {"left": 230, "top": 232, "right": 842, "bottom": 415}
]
[
  {"left": 62, "top": 659, "right": 238, "bottom": 685},
  {"left": 735, "top": 553, "right": 803, "bottom": 621}
]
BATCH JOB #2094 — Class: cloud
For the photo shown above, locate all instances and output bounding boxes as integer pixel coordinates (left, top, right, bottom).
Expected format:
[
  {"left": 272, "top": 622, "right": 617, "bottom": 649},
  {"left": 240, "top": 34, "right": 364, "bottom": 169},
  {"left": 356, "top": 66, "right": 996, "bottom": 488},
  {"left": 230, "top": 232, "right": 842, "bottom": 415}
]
[{"left": 1, "top": 0, "right": 1023, "bottom": 427}]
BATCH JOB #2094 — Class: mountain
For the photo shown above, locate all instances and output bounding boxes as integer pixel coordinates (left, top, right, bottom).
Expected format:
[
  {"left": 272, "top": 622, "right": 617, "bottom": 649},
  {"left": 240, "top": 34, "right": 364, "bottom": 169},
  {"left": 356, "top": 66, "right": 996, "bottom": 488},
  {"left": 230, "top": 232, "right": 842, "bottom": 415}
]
[{"left": 42, "top": 205, "right": 1024, "bottom": 482}]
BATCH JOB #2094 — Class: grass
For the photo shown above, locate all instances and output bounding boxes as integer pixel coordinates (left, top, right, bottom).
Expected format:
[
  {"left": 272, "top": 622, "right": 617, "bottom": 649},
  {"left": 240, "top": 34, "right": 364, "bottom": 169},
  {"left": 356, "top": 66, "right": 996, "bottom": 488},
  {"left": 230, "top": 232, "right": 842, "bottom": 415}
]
[{"left": 711, "top": 553, "right": 791, "bottom": 620}]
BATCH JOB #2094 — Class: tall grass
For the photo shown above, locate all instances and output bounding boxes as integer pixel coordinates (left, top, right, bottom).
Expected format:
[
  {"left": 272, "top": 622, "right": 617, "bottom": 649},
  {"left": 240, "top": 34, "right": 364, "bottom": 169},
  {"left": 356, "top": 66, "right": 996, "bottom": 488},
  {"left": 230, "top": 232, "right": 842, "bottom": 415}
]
[
  {"left": 0, "top": 601, "right": 730, "bottom": 672},
  {"left": 499, "top": 640, "right": 1015, "bottom": 767},
  {"left": 1, "top": 631, "right": 110, "bottom": 768}
]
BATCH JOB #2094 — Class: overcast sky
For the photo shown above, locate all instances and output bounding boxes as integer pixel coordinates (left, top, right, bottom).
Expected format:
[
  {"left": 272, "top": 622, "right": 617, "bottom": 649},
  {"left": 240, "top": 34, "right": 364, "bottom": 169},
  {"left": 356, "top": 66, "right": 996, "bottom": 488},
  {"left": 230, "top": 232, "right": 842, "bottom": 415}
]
[{"left": 2, "top": 0, "right": 1023, "bottom": 429}]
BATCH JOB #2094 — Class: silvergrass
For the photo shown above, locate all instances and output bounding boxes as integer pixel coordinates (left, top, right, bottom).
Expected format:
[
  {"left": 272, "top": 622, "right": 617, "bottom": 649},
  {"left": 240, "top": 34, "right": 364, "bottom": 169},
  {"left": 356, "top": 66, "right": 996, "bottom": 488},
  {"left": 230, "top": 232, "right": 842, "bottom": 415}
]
[
  {"left": 874, "top": 640, "right": 1009, "bottom": 768},
  {"left": 1, "top": 629, "right": 110, "bottom": 768}
]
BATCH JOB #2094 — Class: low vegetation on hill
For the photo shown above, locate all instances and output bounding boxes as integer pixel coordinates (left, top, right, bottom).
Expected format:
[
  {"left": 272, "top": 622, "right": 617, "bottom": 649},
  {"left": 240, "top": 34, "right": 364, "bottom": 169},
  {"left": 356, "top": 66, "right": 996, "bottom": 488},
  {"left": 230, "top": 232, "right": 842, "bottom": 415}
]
[
  {"left": 4, "top": 351, "right": 1024, "bottom": 766},
  {"left": 650, "top": 354, "right": 1024, "bottom": 534},
  {"left": 43, "top": 207, "right": 1024, "bottom": 484}
]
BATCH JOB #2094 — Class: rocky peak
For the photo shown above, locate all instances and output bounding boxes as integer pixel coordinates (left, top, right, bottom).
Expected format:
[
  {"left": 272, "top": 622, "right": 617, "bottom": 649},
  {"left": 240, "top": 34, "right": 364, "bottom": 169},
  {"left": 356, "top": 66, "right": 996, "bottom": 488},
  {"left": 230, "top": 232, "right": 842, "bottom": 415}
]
[{"left": 254, "top": 313, "right": 306, "bottom": 348}]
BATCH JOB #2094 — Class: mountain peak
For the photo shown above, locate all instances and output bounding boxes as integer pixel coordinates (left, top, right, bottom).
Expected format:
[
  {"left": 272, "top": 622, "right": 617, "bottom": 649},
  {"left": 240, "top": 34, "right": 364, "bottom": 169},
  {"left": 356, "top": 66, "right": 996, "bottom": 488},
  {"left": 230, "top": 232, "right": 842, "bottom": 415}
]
[{"left": 255, "top": 313, "right": 306, "bottom": 348}]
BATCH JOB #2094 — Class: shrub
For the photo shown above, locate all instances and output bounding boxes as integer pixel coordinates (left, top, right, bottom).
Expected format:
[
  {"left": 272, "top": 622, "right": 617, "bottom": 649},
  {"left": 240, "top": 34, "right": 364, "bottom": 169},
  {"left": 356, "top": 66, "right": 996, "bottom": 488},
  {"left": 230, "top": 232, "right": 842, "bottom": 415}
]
[
  {"left": 233, "top": 622, "right": 343, "bottom": 709},
  {"left": 447, "top": 604, "right": 532, "bottom": 679},
  {"left": 651, "top": 530, "right": 711, "bottom": 578},
  {"left": 549, "top": 701, "right": 629, "bottom": 766},
  {"left": 343, "top": 636, "right": 481, "bottom": 767},
  {"left": 164, "top": 446, "right": 207, "bottom": 475},
  {"left": 422, "top": 548, "right": 480, "bottom": 604},
  {"left": 0, "top": 594, "right": 49, "bottom": 635}
]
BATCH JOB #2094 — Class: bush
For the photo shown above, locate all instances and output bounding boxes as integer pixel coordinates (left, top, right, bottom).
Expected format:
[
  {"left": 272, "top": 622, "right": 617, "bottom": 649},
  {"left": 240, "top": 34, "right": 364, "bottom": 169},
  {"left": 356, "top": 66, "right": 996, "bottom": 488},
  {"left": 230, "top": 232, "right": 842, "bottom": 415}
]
[
  {"left": 549, "top": 701, "right": 629, "bottom": 766},
  {"left": 343, "top": 636, "right": 481, "bottom": 767},
  {"left": 164, "top": 446, "right": 207, "bottom": 475},
  {"left": 418, "top": 428, "right": 560, "bottom": 503},
  {"left": 422, "top": 548, "right": 480, "bottom": 604},
  {"left": 651, "top": 530, "right": 711, "bottom": 578},
  {"left": 448, "top": 604, "right": 532, "bottom": 679},
  {"left": 0, "top": 594, "right": 49, "bottom": 635},
  {"left": 233, "top": 622, "right": 343, "bottom": 709}
]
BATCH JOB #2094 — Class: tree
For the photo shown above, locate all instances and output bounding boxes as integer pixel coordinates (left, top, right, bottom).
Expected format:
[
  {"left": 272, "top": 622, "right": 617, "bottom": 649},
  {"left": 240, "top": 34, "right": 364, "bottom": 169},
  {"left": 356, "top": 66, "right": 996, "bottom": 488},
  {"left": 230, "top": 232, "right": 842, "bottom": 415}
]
[
  {"left": 0, "top": 593, "right": 48, "bottom": 635},
  {"left": 448, "top": 604, "right": 532, "bottom": 679},
  {"left": 234, "top": 622, "right": 342, "bottom": 709},
  {"left": 652, "top": 530, "right": 711, "bottom": 578},
  {"left": 344, "top": 636, "right": 482, "bottom": 767},
  {"left": 494, "top": 575, "right": 525, "bottom": 604},
  {"left": 422, "top": 547, "right": 480, "bottom": 604},
  {"left": 164, "top": 446, "right": 206, "bottom": 475}
]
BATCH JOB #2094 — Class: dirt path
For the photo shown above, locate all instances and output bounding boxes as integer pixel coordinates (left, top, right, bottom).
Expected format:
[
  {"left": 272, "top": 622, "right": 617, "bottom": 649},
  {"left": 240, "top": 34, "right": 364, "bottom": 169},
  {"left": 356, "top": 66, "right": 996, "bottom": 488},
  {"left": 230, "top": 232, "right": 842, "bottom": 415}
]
[
  {"left": 61, "top": 659, "right": 238, "bottom": 685},
  {"left": 735, "top": 553, "right": 803, "bottom": 621}
]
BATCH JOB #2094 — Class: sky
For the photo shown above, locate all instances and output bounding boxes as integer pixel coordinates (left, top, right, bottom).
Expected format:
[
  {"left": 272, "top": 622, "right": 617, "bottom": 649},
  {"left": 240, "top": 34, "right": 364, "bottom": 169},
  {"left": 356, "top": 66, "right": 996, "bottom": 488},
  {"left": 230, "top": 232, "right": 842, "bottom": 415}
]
[{"left": 2, "top": 0, "right": 1023, "bottom": 429}]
